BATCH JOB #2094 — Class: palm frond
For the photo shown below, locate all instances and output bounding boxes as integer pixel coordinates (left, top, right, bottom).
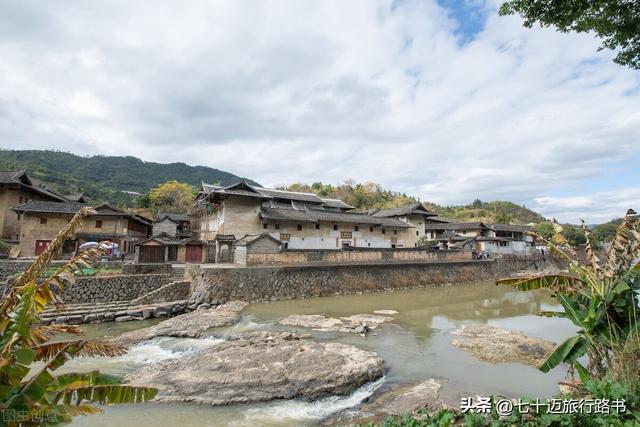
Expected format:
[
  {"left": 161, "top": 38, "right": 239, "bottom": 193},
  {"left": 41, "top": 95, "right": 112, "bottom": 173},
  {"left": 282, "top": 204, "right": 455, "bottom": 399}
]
[
  {"left": 58, "top": 385, "right": 157, "bottom": 405},
  {"left": 35, "top": 340, "right": 128, "bottom": 362},
  {"left": 0, "top": 207, "right": 97, "bottom": 321},
  {"left": 581, "top": 219, "right": 602, "bottom": 278},
  {"left": 603, "top": 209, "right": 640, "bottom": 280},
  {"left": 497, "top": 273, "right": 585, "bottom": 293}
]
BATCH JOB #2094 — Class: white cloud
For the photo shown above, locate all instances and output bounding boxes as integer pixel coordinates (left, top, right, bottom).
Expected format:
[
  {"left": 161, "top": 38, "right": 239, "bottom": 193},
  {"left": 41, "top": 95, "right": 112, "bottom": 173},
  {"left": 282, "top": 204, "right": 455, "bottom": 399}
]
[{"left": 0, "top": 0, "right": 638, "bottom": 223}]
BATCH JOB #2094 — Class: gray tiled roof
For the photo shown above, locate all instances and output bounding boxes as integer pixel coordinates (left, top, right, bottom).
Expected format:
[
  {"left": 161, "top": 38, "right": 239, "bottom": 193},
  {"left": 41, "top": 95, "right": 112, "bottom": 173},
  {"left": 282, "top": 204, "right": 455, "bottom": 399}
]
[
  {"left": 11, "top": 200, "right": 87, "bottom": 214},
  {"left": 255, "top": 187, "right": 324, "bottom": 203},
  {"left": 489, "top": 224, "right": 532, "bottom": 233},
  {"left": 371, "top": 202, "right": 436, "bottom": 218},
  {"left": 157, "top": 211, "right": 189, "bottom": 222},
  {"left": 424, "top": 222, "right": 489, "bottom": 231},
  {"left": 235, "top": 233, "right": 282, "bottom": 246},
  {"left": 0, "top": 171, "right": 22, "bottom": 184},
  {"left": 260, "top": 206, "right": 413, "bottom": 228},
  {"left": 321, "top": 198, "right": 354, "bottom": 209}
]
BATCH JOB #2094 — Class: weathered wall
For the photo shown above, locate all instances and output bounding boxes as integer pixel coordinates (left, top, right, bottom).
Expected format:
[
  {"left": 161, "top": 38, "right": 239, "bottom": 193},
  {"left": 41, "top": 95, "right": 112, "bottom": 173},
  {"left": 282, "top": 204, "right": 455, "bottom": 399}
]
[
  {"left": 1, "top": 272, "right": 171, "bottom": 303},
  {"left": 245, "top": 248, "right": 471, "bottom": 266},
  {"left": 130, "top": 280, "right": 191, "bottom": 304},
  {"left": 187, "top": 258, "right": 545, "bottom": 304},
  {"left": 122, "top": 262, "right": 173, "bottom": 275},
  {"left": 152, "top": 218, "right": 178, "bottom": 237},
  {"left": 0, "top": 259, "right": 123, "bottom": 279}
]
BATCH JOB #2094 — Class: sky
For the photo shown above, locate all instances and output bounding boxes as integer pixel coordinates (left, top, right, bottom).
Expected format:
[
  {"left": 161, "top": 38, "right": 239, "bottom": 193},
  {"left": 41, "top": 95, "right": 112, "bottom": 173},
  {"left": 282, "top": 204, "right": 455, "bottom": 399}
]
[{"left": 0, "top": 0, "right": 638, "bottom": 223}]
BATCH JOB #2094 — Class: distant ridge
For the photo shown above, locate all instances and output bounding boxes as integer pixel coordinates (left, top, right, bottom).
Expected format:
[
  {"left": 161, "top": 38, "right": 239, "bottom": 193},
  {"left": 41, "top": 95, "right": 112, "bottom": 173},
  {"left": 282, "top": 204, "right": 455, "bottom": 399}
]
[{"left": 0, "top": 149, "right": 259, "bottom": 205}]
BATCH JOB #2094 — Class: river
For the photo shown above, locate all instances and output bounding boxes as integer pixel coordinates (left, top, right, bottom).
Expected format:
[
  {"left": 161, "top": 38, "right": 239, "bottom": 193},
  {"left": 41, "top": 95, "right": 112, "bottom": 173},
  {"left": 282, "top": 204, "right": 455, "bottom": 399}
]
[{"left": 68, "top": 282, "right": 576, "bottom": 426}]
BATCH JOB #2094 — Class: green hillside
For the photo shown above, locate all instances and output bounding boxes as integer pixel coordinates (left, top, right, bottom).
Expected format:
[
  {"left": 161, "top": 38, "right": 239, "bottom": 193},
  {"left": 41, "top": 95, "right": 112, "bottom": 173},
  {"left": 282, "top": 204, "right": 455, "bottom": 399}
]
[
  {"left": 0, "top": 150, "right": 258, "bottom": 205},
  {"left": 285, "top": 182, "right": 545, "bottom": 224}
]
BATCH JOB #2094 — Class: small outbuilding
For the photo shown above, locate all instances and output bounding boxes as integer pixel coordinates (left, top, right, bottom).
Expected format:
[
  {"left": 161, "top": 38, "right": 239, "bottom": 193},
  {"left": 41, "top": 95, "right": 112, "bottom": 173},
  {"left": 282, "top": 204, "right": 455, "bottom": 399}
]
[
  {"left": 135, "top": 233, "right": 206, "bottom": 264},
  {"left": 234, "top": 233, "right": 282, "bottom": 266}
]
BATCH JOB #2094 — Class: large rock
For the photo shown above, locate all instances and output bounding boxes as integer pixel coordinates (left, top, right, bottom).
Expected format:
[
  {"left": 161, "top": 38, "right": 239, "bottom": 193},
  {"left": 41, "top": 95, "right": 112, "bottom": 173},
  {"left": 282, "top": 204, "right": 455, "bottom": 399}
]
[
  {"left": 115, "top": 300, "right": 247, "bottom": 344},
  {"left": 279, "top": 313, "right": 394, "bottom": 334},
  {"left": 125, "top": 331, "right": 384, "bottom": 406},
  {"left": 325, "top": 379, "right": 443, "bottom": 425},
  {"left": 451, "top": 324, "right": 555, "bottom": 367}
]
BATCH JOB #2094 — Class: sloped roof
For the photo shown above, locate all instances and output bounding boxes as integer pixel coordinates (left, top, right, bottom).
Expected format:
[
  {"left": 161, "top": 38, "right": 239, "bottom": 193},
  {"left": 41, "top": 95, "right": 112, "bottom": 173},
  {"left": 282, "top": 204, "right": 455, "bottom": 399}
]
[
  {"left": 235, "top": 233, "right": 282, "bottom": 247},
  {"left": 424, "top": 222, "right": 490, "bottom": 231},
  {"left": 255, "top": 187, "right": 324, "bottom": 203},
  {"left": 157, "top": 211, "right": 189, "bottom": 222},
  {"left": 136, "top": 232, "right": 182, "bottom": 246},
  {"left": 489, "top": 224, "right": 532, "bottom": 233},
  {"left": 371, "top": 202, "right": 436, "bottom": 218},
  {"left": 321, "top": 198, "right": 354, "bottom": 210},
  {"left": 0, "top": 170, "right": 67, "bottom": 202},
  {"left": 11, "top": 200, "right": 151, "bottom": 226},
  {"left": 11, "top": 200, "right": 87, "bottom": 214},
  {"left": 260, "top": 206, "right": 413, "bottom": 228},
  {"left": 63, "top": 193, "right": 86, "bottom": 202}
]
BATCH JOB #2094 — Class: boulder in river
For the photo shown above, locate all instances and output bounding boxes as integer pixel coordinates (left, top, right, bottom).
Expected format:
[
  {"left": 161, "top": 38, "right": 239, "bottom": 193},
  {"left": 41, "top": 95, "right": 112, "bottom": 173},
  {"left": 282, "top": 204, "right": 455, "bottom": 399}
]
[
  {"left": 451, "top": 324, "right": 555, "bottom": 367},
  {"left": 279, "top": 313, "right": 394, "bottom": 334},
  {"left": 325, "top": 379, "right": 443, "bottom": 425},
  {"left": 115, "top": 300, "right": 247, "bottom": 344},
  {"left": 125, "top": 331, "right": 384, "bottom": 406}
]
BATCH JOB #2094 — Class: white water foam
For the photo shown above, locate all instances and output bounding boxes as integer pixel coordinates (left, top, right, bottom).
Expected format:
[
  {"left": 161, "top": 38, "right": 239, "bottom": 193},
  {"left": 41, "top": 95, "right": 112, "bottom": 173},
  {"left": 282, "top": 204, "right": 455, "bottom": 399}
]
[
  {"left": 123, "top": 336, "right": 224, "bottom": 364},
  {"left": 235, "top": 377, "right": 385, "bottom": 426}
]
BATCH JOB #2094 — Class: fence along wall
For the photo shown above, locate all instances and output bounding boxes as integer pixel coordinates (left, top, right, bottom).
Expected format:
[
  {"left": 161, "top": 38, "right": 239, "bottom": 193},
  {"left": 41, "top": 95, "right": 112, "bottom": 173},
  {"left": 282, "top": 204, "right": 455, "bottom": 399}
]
[{"left": 244, "top": 248, "right": 471, "bottom": 266}]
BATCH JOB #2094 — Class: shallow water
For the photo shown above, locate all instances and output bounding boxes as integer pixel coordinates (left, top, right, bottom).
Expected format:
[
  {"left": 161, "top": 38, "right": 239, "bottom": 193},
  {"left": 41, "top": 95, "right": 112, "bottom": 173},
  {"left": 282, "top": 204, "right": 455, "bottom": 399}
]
[{"left": 70, "top": 283, "right": 576, "bottom": 426}]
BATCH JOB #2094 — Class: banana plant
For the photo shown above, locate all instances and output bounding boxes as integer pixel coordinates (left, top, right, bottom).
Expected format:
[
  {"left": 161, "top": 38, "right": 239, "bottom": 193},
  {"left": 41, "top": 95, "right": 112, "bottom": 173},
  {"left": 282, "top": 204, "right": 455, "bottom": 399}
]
[
  {"left": 0, "top": 207, "right": 156, "bottom": 426},
  {"left": 497, "top": 209, "right": 640, "bottom": 386}
]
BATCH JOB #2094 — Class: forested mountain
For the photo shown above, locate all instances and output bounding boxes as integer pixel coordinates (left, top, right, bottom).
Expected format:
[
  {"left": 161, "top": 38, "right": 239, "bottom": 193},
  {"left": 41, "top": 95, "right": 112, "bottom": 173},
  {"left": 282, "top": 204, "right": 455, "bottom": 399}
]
[
  {"left": 0, "top": 150, "right": 259, "bottom": 205},
  {"left": 284, "top": 182, "right": 545, "bottom": 224}
]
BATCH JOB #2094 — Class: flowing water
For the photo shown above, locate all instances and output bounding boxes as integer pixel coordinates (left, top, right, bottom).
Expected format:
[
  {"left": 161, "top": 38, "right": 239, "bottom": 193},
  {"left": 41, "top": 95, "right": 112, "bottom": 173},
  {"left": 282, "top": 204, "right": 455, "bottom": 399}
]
[{"left": 69, "top": 283, "right": 576, "bottom": 427}]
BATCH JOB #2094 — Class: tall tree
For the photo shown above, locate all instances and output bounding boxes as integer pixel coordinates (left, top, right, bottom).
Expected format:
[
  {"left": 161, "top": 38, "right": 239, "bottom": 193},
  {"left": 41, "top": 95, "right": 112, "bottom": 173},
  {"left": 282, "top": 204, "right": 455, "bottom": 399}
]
[
  {"left": 149, "top": 180, "right": 195, "bottom": 214},
  {"left": 499, "top": 0, "right": 640, "bottom": 69}
]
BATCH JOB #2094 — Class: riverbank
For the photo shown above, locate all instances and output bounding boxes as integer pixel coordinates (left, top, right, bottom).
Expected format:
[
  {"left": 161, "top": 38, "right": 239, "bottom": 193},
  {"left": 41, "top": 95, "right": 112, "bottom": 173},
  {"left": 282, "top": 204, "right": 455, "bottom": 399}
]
[{"left": 66, "top": 283, "right": 576, "bottom": 427}]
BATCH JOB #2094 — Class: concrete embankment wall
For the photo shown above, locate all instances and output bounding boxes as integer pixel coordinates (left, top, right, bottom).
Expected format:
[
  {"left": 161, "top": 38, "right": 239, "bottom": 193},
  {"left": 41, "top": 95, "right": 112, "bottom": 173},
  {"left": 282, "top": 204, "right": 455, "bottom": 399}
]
[{"left": 188, "top": 257, "right": 552, "bottom": 304}]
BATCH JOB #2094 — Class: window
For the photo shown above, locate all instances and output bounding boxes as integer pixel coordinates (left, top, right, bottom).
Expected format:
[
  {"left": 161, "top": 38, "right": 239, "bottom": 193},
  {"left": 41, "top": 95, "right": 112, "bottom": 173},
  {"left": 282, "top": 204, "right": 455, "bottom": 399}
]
[
  {"left": 382, "top": 229, "right": 386, "bottom": 234},
  {"left": 354, "top": 225, "right": 359, "bottom": 232},
  {"left": 333, "top": 224, "right": 338, "bottom": 231},
  {"left": 40, "top": 218, "right": 47, "bottom": 225},
  {"left": 283, "top": 242, "right": 288, "bottom": 249},
  {"left": 394, "top": 230, "right": 397, "bottom": 235},
  {"left": 416, "top": 231, "right": 419, "bottom": 236},
  {"left": 263, "top": 223, "right": 268, "bottom": 229},
  {"left": 19, "top": 196, "right": 23, "bottom": 203},
  {"left": 315, "top": 223, "right": 320, "bottom": 230},
  {"left": 297, "top": 224, "right": 302, "bottom": 231},
  {"left": 17, "top": 213, "right": 21, "bottom": 221},
  {"left": 95, "top": 220, "right": 102, "bottom": 228},
  {"left": 275, "top": 224, "right": 280, "bottom": 230},
  {"left": 370, "top": 227, "right": 373, "bottom": 233}
]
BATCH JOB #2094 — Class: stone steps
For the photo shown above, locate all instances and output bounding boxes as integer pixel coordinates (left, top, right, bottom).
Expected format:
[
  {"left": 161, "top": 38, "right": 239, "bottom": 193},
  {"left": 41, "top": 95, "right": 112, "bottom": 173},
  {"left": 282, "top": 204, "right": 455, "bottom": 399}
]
[{"left": 39, "top": 299, "right": 194, "bottom": 325}]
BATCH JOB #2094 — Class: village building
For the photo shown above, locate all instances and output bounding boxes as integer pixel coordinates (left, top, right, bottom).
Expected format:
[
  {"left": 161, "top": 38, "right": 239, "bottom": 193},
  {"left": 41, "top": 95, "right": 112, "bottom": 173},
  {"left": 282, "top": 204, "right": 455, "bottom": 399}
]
[
  {"left": 0, "top": 171, "right": 73, "bottom": 244},
  {"left": 368, "top": 202, "right": 438, "bottom": 245},
  {"left": 423, "top": 222, "right": 535, "bottom": 255},
  {"left": 233, "top": 233, "right": 283, "bottom": 266},
  {"left": 11, "top": 201, "right": 152, "bottom": 257},
  {"left": 152, "top": 212, "right": 192, "bottom": 238},
  {"left": 190, "top": 180, "right": 422, "bottom": 261},
  {"left": 134, "top": 232, "right": 206, "bottom": 263}
]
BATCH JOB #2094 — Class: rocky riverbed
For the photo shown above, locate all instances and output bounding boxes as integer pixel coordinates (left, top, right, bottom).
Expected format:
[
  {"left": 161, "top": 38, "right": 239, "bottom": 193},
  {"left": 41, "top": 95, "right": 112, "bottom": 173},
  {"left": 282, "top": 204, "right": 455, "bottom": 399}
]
[
  {"left": 114, "top": 300, "right": 247, "bottom": 344},
  {"left": 279, "top": 312, "right": 396, "bottom": 334},
  {"left": 451, "top": 324, "right": 556, "bottom": 367},
  {"left": 125, "top": 331, "right": 384, "bottom": 406}
]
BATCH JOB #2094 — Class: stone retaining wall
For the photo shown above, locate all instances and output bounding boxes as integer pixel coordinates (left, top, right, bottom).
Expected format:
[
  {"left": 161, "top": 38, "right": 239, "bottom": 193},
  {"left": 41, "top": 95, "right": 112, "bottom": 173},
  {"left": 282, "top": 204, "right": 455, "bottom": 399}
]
[
  {"left": 122, "top": 263, "right": 173, "bottom": 275},
  {"left": 246, "top": 248, "right": 470, "bottom": 266},
  {"left": 0, "top": 260, "right": 123, "bottom": 279},
  {"left": 187, "top": 258, "right": 548, "bottom": 304},
  {"left": 131, "top": 280, "right": 191, "bottom": 304},
  {"left": 60, "top": 274, "right": 172, "bottom": 303}
]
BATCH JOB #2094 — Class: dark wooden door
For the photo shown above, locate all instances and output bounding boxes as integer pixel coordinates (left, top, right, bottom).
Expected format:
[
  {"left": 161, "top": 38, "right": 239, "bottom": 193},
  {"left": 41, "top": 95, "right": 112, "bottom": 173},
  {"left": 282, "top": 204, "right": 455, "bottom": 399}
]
[
  {"left": 35, "top": 240, "right": 51, "bottom": 256},
  {"left": 139, "top": 246, "right": 165, "bottom": 263},
  {"left": 185, "top": 245, "right": 202, "bottom": 263}
]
